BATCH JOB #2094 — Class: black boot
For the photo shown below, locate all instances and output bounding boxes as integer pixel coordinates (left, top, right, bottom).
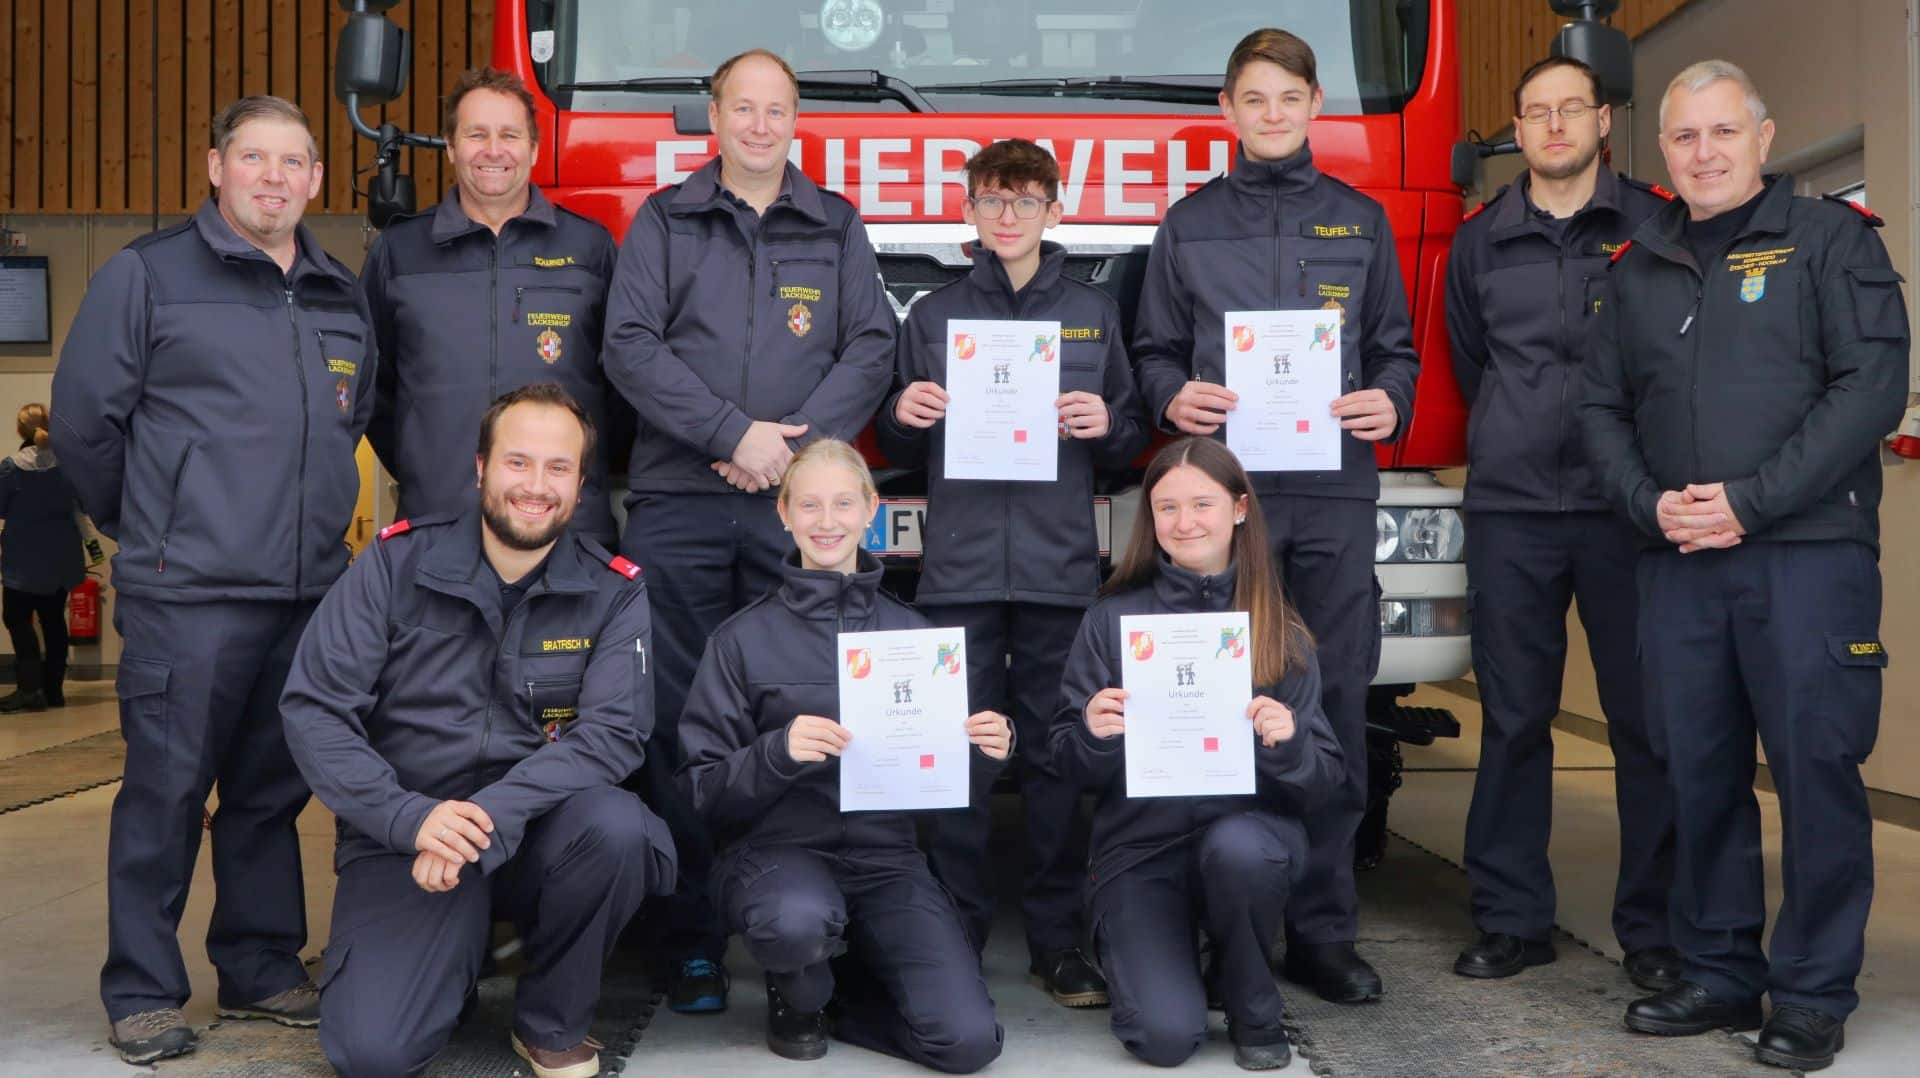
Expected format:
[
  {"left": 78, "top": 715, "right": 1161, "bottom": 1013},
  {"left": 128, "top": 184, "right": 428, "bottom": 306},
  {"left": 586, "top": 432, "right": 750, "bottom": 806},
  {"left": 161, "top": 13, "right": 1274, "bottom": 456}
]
[
  {"left": 41, "top": 660, "right": 64, "bottom": 707},
  {"left": 766, "top": 983, "right": 828, "bottom": 1061},
  {"left": 1030, "top": 948, "right": 1109, "bottom": 1008},
  {"left": 1453, "top": 932, "right": 1556, "bottom": 979},
  {"left": 1624, "top": 982, "right": 1763, "bottom": 1036},
  {"left": 1622, "top": 946, "right": 1684, "bottom": 992},
  {"left": 1282, "top": 942, "right": 1382, "bottom": 1004},
  {"left": 1755, "top": 1005, "right": 1845, "bottom": 1071},
  {"left": 0, "top": 689, "right": 47, "bottom": 713}
]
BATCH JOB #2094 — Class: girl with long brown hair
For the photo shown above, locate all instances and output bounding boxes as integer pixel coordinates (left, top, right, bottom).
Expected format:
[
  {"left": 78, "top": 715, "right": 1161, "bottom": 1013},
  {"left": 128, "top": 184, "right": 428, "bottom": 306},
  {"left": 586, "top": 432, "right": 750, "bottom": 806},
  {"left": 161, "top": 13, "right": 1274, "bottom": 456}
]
[{"left": 1050, "top": 437, "right": 1343, "bottom": 1071}]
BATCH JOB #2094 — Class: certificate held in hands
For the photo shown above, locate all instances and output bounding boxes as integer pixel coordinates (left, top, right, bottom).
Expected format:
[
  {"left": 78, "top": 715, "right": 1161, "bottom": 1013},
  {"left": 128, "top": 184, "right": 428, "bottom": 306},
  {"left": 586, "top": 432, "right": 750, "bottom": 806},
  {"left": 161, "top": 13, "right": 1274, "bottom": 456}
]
[
  {"left": 837, "top": 628, "right": 972, "bottom": 812},
  {"left": 943, "top": 318, "right": 1063, "bottom": 482},
  {"left": 1223, "top": 310, "right": 1342, "bottom": 472},
  {"left": 1118, "top": 612, "right": 1256, "bottom": 798}
]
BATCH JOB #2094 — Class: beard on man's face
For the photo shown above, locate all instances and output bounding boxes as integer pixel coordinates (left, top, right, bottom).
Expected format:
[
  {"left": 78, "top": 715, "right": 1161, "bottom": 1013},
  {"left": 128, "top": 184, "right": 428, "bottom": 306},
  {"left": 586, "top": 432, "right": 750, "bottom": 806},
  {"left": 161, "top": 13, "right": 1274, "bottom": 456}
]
[{"left": 480, "top": 481, "right": 575, "bottom": 551}]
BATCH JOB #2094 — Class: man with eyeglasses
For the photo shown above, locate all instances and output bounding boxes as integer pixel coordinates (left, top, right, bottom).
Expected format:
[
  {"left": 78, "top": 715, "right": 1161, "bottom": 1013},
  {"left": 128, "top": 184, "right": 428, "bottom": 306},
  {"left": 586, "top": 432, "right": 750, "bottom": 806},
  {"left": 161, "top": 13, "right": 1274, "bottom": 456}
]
[
  {"left": 1133, "top": 27, "right": 1419, "bottom": 1005},
  {"left": 601, "top": 47, "right": 895, "bottom": 1014},
  {"left": 1443, "top": 55, "right": 1680, "bottom": 992},
  {"left": 880, "top": 137, "right": 1146, "bottom": 1007}
]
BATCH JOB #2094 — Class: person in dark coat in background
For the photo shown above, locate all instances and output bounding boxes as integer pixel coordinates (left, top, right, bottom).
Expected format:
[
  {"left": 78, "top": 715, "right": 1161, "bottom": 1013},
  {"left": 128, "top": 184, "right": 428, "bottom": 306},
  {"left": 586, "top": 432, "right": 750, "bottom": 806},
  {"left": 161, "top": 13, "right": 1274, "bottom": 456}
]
[
  {"left": 1053, "top": 437, "right": 1344, "bottom": 1071},
  {"left": 678, "top": 439, "right": 1009, "bottom": 1072},
  {"left": 0, "top": 403, "right": 86, "bottom": 713}
]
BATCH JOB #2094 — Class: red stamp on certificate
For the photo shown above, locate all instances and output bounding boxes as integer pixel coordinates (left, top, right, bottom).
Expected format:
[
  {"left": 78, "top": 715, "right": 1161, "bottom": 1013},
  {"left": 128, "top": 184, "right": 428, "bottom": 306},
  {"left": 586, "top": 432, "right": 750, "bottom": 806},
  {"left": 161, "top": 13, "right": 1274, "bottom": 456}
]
[
  {"left": 920, "top": 754, "right": 936, "bottom": 769},
  {"left": 1013, "top": 429, "right": 1028, "bottom": 443},
  {"left": 1203, "top": 737, "right": 1220, "bottom": 752},
  {"left": 1296, "top": 420, "right": 1311, "bottom": 433}
]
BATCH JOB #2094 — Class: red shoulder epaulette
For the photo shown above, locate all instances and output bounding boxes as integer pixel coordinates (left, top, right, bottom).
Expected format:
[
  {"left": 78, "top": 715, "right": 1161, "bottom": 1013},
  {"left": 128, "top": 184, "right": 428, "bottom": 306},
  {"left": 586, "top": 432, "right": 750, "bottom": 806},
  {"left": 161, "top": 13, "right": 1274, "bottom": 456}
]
[
  {"left": 1649, "top": 183, "right": 1677, "bottom": 201},
  {"left": 377, "top": 519, "right": 412, "bottom": 541},
  {"left": 608, "top": 555, "right": 642, "bottom": 581},
  {"left": 1823, "top": 193, "right": 1884, "bottom": 226},
  {"left": 1462, "top": 201, "right": 1488, "bottom": 222},
  {"left": 1609, "top": 240, "right": 1633, "bottom": 264}
]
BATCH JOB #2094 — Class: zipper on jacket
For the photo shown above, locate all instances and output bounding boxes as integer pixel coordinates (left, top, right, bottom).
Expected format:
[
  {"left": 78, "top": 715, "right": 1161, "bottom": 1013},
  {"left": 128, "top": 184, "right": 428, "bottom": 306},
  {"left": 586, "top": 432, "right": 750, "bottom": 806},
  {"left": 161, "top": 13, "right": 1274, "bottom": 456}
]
[
  {"left": 155, "top": 441, "right": 199, "bottom": 573},
  {"left": 1296, "top": 257, "right": 1362, "bottom": 298},
  {"left": 1685, "top": 282, "right": 1704, "bottom": 480},
  {"left": 474, "top": 597, "right": 530, "bottom": 787},
  {"left": 488, "top": 240, "right": 501, "bottom": 399},
  {"left": 1553, "top": 251, "right": 1568, "bottom": 511},
  {"left": 513, "top": 284, "right": 586, "bottom": 323},
  {"left": 284, "top": 288, "right": 310, "bottom": 594}
]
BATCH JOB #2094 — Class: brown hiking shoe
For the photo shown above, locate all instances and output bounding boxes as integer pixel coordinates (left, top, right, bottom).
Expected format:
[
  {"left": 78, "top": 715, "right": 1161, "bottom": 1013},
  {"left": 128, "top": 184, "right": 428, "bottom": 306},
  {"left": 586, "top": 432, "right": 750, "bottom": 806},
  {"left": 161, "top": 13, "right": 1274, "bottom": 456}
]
[
  {"left": 512, "top": 1031, "right": 602, "bottom": 1078},
  {"left": 109, "top": 1008, "right": 198, "bottom": 1064},
  {"left": 216, "top": 980, "right": 321, "bottom": 1027}
]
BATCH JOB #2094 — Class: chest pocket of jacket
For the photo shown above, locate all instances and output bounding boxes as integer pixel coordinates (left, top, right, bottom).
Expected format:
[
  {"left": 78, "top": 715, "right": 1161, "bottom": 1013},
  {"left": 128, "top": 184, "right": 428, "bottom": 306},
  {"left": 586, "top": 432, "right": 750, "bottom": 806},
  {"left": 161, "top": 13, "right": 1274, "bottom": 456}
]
[
  {"left": 1293, "top": 242, "right": 1368, "bottom": 327},
  {"left": 527, "top": 673, "right": 585, "bottom": 741},
  {"left": 768, "top": 247, "right": 840, "bottom": 345},
  {"left": 509, "top": 271, "right": 600, "bottom": 372},
  {"left": 313, "top": 325, "right": 368, "bottom": 422}
]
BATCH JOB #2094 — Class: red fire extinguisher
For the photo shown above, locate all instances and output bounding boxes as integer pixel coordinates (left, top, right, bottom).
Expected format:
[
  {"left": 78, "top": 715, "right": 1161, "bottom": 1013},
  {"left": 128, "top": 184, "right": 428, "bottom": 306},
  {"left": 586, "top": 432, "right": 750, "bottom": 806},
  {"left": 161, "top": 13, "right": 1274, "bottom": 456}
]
[{"left": 69, "top": 575, "right": 102, "bottom": 642}]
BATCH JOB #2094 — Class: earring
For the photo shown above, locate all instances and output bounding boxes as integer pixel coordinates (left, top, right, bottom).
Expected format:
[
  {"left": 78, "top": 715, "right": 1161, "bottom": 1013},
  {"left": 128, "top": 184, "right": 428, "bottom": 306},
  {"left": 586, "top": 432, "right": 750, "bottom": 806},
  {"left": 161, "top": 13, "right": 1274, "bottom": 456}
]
[{"left": 1234, "top": 516, "right": 1245, "bottom": 525}]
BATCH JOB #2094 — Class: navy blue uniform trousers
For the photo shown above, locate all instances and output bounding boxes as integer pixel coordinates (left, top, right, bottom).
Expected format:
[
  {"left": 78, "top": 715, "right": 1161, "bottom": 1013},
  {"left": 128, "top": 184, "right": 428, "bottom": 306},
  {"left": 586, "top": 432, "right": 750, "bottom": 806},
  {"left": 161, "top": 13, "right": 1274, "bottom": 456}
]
[
  {"left": 921, "top": 601, "right": 1090, "bottom": 959},
  {"left": 101, "top": 595, "right": 315, "bottom": 1021},
  {"left": 1463, "top": 511, "right": 1673, "bottom": 951},
  {"left": 1258, "top": 496, "right": 1376, "bottom": 944},
  {"left": 1093, "top": 814, "right": 1305, "bottom": 1067},
  {"left": 622, "top": 490, "right": 787, "bottom": 960},
  {"left": 318, "top": 787, "right": 671, "bottom": 1077},
  {"left": 719, "top": 844, "right": 1003, "bottom": 1074},
  {"left": 1637, "top": 541, "right": 1883, "bottom": 1019}
]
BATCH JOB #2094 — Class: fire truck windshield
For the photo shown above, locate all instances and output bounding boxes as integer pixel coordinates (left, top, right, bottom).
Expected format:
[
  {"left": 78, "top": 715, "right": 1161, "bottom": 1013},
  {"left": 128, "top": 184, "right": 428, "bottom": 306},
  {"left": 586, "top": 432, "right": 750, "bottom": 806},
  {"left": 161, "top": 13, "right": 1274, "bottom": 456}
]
[{"left": 535, "top": 0, "right": 1429, "bottom": 115}]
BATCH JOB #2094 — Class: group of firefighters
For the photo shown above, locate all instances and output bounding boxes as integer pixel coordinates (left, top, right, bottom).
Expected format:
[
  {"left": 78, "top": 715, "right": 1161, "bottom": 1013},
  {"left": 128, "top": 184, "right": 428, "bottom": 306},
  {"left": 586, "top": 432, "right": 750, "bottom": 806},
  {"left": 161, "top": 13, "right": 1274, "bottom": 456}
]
[{"left": 43, "top": 20, "right": 1905, "bottom": 1078}]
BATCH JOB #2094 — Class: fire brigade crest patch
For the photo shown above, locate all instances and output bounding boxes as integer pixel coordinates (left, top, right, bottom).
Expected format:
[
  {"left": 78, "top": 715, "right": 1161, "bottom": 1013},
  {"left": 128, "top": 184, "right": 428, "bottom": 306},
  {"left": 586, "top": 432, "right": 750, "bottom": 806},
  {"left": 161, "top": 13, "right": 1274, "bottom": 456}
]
[
  {"left": 788, "top": 302, "right": 812, "bottom": 337},
  {"left": 536, "top": 328, "right": 564, "bottom": 364},
  {"left": 1740, "top": 271, "right": 1766, "bottom": 303},
  {"left": 335, "top": 377, "right": 351, "bottom": 414},
  {"left": 1322, "top": 297, "right": 1346, "bottom": 325}
]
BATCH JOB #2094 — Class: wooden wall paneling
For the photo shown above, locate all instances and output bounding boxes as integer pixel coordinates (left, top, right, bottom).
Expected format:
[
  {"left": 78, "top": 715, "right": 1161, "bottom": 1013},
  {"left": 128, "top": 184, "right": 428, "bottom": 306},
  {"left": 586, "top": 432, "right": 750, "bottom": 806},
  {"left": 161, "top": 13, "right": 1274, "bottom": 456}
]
[
  {"left": 156, "top": 0, "right": 184, "bottom": 211},
  {"left": 72, "top": 0, "right": 100, "bottom": 213},
  {"left": 15, "top": 0, "right": 43, "bottom": 213},
  {"left": 415, "top": 0, "right": 446, "bottom": 200},
  {"left": 327, "top": 1, "right": 355, "bottom": 211},
  {"left": 270, "top": 0, "right": 296, "bottom": 106},
  {"left": 244, "top": 0, "right": 271, "bottom": 98},
  {"left": 215, "top": 0, "right": 241, "bottom": 109},
  {"left": 1, "top": 0, "right": 16, "bottom": 211},
  {"left": 42, "top": 0, "right": 70, "bottom": 210},
  {"left": 185, "top": 0, "right": 213, "bottom": 209},
  {"left": 298, "top": 0, "right": 326, "bottom": 210},
  {"left": 102, "top": 0, "right": 130, "bottom": 212}
]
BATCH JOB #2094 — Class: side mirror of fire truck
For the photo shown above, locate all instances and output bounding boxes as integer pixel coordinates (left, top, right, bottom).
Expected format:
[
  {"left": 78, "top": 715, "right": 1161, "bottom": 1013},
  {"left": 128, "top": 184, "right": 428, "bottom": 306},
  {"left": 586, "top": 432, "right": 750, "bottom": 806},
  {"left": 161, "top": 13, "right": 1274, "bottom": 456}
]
[
  {"left": 1548, "top": 0, "right": 1634, "bottom": 106},
  {"left": 333, "top": 0, "right": 443, "bottom": 228}
]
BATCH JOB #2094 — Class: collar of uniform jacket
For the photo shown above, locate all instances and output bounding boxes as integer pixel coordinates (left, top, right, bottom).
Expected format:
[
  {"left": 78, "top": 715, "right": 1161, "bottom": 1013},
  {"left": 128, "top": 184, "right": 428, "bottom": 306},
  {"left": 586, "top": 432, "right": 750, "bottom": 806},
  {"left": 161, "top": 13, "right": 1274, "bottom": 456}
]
[
  {"left": 191, "top": 198, "right": 353, "bottom": 288},
  {"left": 966, "top": 240, "right": 1069, "bottom": 301},
  {"left": 1226, "top": 142, "right": 1321, "bottom": 196},
  {"left": 775, "top": 548, "right": 885, "bottom": 622},
  {"left": 429, "top": 183, "right": 561, "bottom": 244},
  {"left": 1487, "top": 166, "right": 1627, "bottom": 244},
  {"left": 1150, "top": 556, "right": 1239, "bottom": 612},
  {"left": 1637, "top": 172, "right": 1794, "bottom": 268},
  {"left": 670, "top": 158, "right": 830, "bottom": 225},
  {"left": 414, "top": 509, "right": 607, "bottom": 614}
]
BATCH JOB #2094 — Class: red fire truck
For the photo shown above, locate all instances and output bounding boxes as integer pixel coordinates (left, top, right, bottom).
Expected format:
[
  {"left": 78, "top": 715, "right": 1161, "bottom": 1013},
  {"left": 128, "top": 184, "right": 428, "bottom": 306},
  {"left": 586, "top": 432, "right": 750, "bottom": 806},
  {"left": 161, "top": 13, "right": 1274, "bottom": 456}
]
[{"left": 337, "top": 0, "right": 1495, "bottom": 852}]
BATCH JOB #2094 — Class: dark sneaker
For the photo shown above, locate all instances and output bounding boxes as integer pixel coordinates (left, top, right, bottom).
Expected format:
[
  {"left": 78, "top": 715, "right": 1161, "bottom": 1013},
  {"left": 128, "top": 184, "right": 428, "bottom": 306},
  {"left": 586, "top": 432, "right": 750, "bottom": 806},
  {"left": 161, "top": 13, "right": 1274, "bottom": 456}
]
[
  {"left": 1622, "top": 946, "right": 1684, "bottom": 993},
  {"left": 44, "top": 685, "right": 65, "bottom": 707},
  {"left": 1453, "top": 932, "right": 1556, "bottom": 979},
  {"left": 512, "top": 1031, "right": 602, "bottom": 1078},
  {"left": 1233, "top": 1040, "right": 1293, "bottom": 1071},
  {"left": 217, "top": 980, "right": 321, "bottom": 1027},
  {"left": 1623, "top": 982, "right": 1763, "bottom": 1036},
  {"left": 1030, "top": 948, "right": 1109, "bottom": 1008},
  {"left": 1755, "top": 1005, "right": 1845, "bottom": 1071},
  {"left": 110, "top": 1008, "right": 198, "bottom": 1065},
  {"left": 1282, "top": 942, "right": 1383, "bottom": 1004},
  {"left": 666, "top": 957, "right": 730, "bottom": 1014},
  {"left": 0, "top": 690, "right": 47, "bottom": 713},
  {"left": 766, "top": 983, "right": 829, "bottom": 1061}
]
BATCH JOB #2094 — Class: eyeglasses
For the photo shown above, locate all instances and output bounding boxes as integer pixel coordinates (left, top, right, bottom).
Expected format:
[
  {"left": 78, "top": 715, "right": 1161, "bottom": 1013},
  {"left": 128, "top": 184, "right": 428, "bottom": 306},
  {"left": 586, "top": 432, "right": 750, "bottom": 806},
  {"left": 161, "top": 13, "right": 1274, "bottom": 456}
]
[
  {"left": 967, "top": 195, "right": 1055, "bottom": 219},
  {"left": 1520, "top": 102, "right": 1598, "bottom": 125}
]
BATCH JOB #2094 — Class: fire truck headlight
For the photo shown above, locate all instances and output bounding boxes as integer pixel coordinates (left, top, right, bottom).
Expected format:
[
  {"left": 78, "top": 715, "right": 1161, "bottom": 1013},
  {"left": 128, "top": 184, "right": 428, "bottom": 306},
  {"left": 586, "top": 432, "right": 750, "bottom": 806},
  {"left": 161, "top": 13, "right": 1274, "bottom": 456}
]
[
  {"left": 1375, "top": 508, "right": 1400, "bottom": 562},
  {"left": 821, "top": 0, "right": 884, "bottom": 52}
]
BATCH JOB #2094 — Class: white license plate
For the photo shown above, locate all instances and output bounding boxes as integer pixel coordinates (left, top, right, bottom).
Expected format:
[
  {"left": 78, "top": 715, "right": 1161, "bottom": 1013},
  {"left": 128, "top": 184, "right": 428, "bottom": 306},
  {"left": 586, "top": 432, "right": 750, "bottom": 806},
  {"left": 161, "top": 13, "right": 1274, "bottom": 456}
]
[{"left": 863, "top": 497, "right": 1113, "bottom": 558}]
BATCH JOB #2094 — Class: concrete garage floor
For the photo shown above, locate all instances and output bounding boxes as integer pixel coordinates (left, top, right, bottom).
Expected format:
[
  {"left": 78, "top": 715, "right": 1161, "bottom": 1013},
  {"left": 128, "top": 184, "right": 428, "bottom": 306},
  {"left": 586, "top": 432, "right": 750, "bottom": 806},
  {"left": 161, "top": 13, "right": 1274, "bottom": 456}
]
[{"left": 1, "top": 681, "right": 1916, "bottom": 1075}]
